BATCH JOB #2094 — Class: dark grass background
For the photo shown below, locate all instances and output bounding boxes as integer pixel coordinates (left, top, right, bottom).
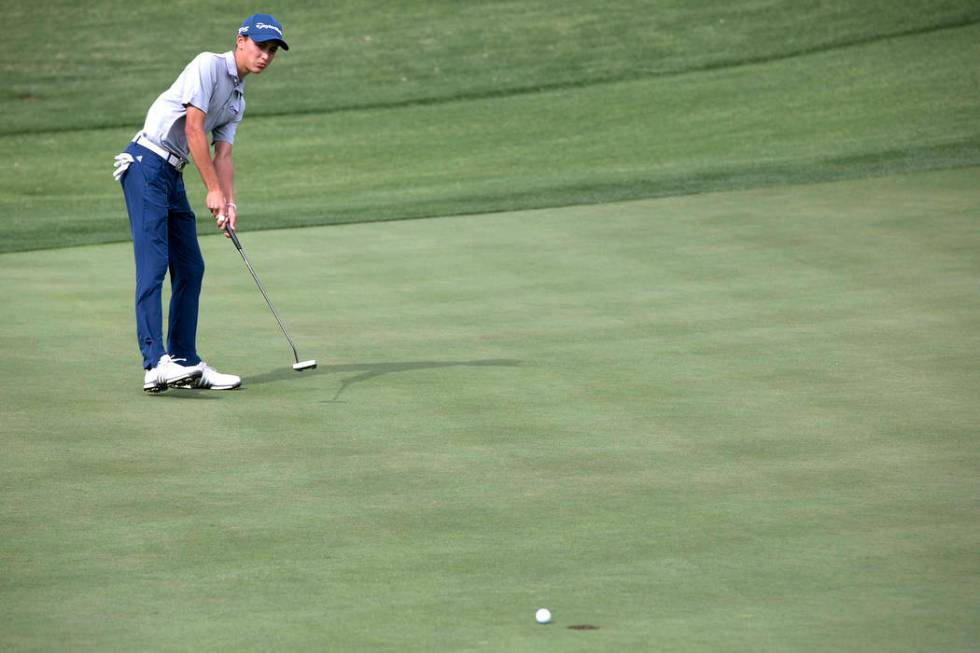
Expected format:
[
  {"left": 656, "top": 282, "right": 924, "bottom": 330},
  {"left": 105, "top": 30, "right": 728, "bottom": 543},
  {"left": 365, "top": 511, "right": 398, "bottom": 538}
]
[
  {"left": 5, "top": 1, "right": 980, "bottom": 133},
  {"left": 1, "top": 1, "right": 978, "bottom": 252}
]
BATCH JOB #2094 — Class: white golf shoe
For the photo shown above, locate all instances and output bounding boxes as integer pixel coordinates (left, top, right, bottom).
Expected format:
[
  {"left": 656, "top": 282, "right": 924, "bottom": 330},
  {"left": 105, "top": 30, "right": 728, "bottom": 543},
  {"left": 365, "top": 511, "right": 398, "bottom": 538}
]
[
  {"left": 143, "top": 355, "right": 203, "bottom": 393},
  {"left": 183, "top": 361, "right": 242, "bottom": 390}
]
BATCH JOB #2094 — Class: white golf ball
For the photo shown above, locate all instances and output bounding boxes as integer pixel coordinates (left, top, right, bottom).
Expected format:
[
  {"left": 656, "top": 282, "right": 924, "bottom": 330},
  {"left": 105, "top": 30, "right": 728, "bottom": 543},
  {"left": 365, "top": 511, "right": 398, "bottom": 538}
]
[{"left": 535, "top": 608, "right": 552, "bottom": 624}]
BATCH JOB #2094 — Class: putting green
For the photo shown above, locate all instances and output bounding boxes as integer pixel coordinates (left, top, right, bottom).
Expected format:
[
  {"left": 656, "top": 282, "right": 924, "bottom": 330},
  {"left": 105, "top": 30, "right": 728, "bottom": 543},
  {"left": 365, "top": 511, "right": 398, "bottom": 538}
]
[{"left": 2, "top": 168, "right": 977, "bottom": 651}]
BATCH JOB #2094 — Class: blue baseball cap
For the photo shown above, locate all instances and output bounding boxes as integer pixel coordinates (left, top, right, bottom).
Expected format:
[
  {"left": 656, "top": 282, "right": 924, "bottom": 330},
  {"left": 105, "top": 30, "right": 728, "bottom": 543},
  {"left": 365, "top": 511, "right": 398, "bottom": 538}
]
[{"left": 238, "top": 14, "right": 289, "bottom": 50}]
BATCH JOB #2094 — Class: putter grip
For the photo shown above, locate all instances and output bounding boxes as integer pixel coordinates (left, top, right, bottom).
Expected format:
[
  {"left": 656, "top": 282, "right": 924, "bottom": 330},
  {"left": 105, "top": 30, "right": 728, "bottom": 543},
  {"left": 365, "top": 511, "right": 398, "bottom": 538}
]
[{"left": 225, "top": 226, "right": 243, "bottom": 250}]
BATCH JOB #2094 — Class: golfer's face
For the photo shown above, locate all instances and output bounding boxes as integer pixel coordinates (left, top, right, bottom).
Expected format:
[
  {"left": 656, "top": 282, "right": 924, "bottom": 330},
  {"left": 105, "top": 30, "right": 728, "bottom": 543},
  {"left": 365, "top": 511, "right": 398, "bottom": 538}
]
[{"left": 240, "top": 37, "right": 279, "bottom": 74}]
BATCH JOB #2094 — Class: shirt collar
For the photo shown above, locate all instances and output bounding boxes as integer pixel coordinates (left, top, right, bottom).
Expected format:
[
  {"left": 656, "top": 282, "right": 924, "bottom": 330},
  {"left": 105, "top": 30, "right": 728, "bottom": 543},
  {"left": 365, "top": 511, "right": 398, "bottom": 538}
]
[{"left": 223, "top": 51, "right": 242, "bottom": 87}]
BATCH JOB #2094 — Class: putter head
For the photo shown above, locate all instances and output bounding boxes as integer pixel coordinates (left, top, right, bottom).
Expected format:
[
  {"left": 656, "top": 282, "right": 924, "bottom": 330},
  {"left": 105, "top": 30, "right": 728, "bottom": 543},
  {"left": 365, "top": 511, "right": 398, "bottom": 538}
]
[{"left": 293, "top": 360, "right": 317, "bottom": 371}]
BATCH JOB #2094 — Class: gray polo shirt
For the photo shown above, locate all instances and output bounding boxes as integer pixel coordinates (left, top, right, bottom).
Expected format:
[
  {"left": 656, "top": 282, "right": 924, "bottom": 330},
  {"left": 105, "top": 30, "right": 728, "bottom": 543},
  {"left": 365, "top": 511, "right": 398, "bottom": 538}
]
[{"left": 141, "top": 51, "right": 245, "bottom": 159}]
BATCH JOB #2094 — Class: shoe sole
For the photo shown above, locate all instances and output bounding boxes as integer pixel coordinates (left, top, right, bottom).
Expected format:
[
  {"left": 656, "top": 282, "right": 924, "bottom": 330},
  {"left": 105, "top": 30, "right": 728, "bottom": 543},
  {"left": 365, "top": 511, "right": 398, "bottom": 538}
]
[
  {"left": 168, "top": 370, "right": 203, "bottom": 388},
  {"left": 175, "top": 381, "right": 242, "bottom": 390},
  {"left": 144, "top": 370, "right": 203, "bottom": 393},
  {"left": 170, "top": 374, "right": 240, "bottom": 390}
]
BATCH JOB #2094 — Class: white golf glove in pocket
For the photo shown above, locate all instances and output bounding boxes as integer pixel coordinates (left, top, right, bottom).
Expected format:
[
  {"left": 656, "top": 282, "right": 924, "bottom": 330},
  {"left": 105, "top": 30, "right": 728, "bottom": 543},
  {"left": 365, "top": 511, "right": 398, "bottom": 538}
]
[{"left": 113, "top": 153, "right": 135, "bottom": 182}]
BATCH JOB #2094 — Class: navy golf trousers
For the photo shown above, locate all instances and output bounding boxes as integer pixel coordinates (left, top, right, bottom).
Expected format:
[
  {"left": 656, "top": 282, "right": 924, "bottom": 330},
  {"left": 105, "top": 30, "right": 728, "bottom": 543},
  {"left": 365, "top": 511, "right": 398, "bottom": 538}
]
[{"left": 120, "top": 142, "right": 204, "bottom": 370}]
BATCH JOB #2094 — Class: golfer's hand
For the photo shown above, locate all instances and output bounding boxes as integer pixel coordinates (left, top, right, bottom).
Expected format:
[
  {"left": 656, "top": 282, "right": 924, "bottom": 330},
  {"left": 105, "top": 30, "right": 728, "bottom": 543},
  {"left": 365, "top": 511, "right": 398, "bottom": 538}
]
[
  {"left": 207, "top": 188, "right": 226, "bottom": 222},
  {"left": 220, "top": 202, "right": 238, "bottom": 236}
]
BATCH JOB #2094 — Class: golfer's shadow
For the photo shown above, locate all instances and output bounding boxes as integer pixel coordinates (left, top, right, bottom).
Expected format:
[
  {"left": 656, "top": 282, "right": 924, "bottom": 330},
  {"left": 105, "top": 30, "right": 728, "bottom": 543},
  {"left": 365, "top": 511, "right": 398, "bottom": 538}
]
[{"left": 246, "top": 359, "right": 522, "bottom": 400}]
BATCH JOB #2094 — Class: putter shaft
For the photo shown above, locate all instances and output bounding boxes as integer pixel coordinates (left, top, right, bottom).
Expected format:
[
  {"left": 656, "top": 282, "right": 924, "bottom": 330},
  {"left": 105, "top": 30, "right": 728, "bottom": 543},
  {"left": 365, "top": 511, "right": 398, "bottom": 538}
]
[{"left": 226, "top": 227, "right": 302, "bottom": 364}]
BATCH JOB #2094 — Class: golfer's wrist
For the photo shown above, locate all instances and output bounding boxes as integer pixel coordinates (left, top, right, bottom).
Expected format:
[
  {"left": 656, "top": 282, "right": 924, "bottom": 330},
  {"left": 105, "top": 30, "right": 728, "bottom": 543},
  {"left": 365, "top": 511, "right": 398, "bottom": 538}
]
[{"left": 226, "top": 202, "right": 237, "bottom": 210}]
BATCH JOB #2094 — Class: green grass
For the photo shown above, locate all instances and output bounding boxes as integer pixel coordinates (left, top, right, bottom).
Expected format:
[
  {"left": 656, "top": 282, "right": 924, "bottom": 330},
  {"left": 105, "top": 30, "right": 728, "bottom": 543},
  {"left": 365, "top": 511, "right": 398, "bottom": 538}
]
[
  {"left": 6, "top": 1, "right": 979, "bottom": 134},
  {"left": 3, "top": 20, "right": 979, "bottom": 253},
  {"left": 2, "top": 2, "right": 979, "bottom": 252},
  {"left": 2, "top": 1, "right": 979, "bottom": 650},
  {"left": 2, "top": 169, "right": 979, "bottom": 651}
]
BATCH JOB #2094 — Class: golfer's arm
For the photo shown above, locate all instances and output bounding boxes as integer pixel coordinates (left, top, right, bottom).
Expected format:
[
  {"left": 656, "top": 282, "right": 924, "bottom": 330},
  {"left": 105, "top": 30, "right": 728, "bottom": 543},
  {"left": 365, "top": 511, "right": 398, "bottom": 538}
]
[
  {"left": 184, "top": 106, "right": 221, "bottom": 193},
  {"left": 213, "top": 142, "right": 235, "bottom": 207}
]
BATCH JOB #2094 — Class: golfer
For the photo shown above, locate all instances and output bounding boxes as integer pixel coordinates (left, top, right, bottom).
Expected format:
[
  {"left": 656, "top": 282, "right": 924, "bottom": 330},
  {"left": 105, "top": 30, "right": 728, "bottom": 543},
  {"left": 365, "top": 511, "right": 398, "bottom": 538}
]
[{"left": 114, "top": 14, "right": 288, "bottom": 392}]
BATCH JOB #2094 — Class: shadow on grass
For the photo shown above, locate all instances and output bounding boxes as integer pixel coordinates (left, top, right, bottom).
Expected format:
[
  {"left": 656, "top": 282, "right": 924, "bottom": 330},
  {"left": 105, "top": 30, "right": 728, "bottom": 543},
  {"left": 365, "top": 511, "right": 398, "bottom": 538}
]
[
  {"left": 148, "top": 390, "right": 223, "bottom": 399},
  {"left": 246, "top": 358, "right": 523, "bottom": 400}
]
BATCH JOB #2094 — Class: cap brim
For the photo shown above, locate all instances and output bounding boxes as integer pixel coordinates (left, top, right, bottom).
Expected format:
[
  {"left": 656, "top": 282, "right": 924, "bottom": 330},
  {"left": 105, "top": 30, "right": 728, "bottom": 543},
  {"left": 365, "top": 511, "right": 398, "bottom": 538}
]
[{"left": 252, "top": 35, "right": 289, "bottom": 50}]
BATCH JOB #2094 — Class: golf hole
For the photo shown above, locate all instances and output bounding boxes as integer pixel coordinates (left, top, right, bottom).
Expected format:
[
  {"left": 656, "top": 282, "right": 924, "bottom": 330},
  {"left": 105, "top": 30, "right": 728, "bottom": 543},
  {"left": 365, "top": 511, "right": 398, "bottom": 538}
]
[{"left": 567, "top": 625, "right": 600, "bottom": 630}]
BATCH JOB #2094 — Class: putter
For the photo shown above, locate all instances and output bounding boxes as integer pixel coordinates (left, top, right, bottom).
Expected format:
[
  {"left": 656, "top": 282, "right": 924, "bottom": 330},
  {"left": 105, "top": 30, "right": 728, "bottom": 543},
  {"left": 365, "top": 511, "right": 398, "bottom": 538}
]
[{"left": 225, "top": 226, "right": 317, "bottom": 371}]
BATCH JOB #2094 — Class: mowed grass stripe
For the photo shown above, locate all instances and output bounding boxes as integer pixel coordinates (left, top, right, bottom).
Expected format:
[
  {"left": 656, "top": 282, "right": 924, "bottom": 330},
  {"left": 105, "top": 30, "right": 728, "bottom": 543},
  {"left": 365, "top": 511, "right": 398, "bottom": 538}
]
[
  {"left": 1, "top": 169, "right": 978, "bottom": 651},
  {"left": 3, "top": 23, "right": 979, "bottom": 253},
  {"left": 15, "top": 12, "right": 980, "bottom": 136},
  {"left": 5, "top": 1, "right": 979, "bottom": 135},
  {"left": 253, "top": 9, "right": 980, "bottom": 122}
]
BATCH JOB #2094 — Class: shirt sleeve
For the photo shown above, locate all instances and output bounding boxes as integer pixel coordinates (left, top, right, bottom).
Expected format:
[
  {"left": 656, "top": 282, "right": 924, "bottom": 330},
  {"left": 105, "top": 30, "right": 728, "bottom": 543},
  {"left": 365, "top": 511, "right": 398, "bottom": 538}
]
[{"left": 179, "top": 53, "right": 217, "bottom": 113}]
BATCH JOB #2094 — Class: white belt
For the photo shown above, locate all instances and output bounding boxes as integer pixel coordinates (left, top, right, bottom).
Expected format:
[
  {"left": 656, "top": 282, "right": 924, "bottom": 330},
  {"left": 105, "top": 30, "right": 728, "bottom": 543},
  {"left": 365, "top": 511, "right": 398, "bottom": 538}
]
[{"left": 133, "top": 133, "right": 187, "bottom": 171}]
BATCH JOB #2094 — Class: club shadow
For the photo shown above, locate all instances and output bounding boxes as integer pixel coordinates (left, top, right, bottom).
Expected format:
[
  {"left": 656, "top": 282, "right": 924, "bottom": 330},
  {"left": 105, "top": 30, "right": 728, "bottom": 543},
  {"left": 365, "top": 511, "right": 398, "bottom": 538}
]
[{"left": 245, "top": 358, "right": 523, "bottom": 399}]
